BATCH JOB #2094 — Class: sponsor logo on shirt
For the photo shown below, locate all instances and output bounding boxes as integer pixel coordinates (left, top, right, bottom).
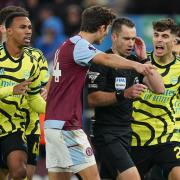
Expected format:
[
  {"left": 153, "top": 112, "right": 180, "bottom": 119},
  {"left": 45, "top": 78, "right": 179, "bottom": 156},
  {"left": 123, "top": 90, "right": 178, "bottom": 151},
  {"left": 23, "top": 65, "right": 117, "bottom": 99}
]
[
  {"left": 0, "top": 68, "right": 5, "bottom": 75},
  {"left": 170, "top": 76, "right": 178, "bottom": 84},
  {"left": 115, "top": 77, "right": 126, "bottom": 90}
]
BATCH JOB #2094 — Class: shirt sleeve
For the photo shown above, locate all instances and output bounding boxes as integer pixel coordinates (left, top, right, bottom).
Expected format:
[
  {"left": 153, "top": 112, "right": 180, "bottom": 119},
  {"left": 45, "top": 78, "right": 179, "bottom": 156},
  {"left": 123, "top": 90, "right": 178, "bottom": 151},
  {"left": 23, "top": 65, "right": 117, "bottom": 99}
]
[
  {"left": 73, "top": 38, "right": 102, "bottom": 66},
  {"left": 36, "top": 50, "right": 50, "bottom": 87},
  {"left": 26, "top": 93, "right": 46, "bottom": 113},
  {"left": 87, "top": 63, "right": 109, "bottom": 94},
  {"left": 0, "top": 86, "right": 14, "bottom": 99},
  {"left": 27, "top": 61, "right": 42, "bottom": 95}
]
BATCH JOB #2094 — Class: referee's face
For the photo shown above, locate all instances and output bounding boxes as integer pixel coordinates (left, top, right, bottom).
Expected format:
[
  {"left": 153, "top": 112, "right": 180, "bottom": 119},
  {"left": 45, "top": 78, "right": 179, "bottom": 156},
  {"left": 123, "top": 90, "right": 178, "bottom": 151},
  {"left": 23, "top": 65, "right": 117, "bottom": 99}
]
[
  {"left": 153, "top": 29, "right": 175, "bottom": 57},
  {"left": 112, "top": 25, "right": 136, "bottom": 57}
]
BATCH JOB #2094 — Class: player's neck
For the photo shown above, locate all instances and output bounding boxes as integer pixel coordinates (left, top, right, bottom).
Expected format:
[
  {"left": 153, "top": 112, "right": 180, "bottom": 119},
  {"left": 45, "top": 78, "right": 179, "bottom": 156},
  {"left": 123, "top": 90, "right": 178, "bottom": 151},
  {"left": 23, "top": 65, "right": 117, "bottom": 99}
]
[
  {"left": 5, "top": 40, "right": 23, "bottom": 59},
  {"left": 79, "top": 31, "right": 97, "bottom": 44},
  {"left": 112, "top": 47, "right": 127, "bottom": 58},
  {"left": 153, "top": 52, "right": 175, "bottom": 65}
]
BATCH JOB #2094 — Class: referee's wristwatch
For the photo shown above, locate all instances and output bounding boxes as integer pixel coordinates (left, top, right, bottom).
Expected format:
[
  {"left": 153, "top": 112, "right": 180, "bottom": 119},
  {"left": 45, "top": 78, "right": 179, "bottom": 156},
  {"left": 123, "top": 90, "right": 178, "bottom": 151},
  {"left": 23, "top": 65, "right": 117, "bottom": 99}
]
[{"left": 115, "top": 90, "right": 125, "bottom": 102}]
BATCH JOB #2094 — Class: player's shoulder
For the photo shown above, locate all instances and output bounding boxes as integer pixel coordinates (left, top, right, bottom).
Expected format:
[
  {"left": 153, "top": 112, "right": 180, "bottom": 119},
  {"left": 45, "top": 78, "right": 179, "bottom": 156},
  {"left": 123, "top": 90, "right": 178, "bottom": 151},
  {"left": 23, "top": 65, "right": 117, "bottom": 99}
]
[
  {"left": 24, "top": 46, "right": 47, "bottom": 63},
  {"left": 176, "top": 55, "right": 180, "bottom": 62},
  {"left": 0, "top": 44, "right": 3, "bottom": 53},
  {"left": 24, "top": 46, "right": 44, "bottom": 57}
]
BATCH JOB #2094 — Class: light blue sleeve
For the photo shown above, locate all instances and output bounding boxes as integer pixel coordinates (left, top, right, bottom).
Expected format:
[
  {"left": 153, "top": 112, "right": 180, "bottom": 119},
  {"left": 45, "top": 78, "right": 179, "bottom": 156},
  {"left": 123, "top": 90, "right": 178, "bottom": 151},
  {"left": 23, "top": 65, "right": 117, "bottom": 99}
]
[{"left": 73, "top": 38, "right": 102, "bottom": 66}]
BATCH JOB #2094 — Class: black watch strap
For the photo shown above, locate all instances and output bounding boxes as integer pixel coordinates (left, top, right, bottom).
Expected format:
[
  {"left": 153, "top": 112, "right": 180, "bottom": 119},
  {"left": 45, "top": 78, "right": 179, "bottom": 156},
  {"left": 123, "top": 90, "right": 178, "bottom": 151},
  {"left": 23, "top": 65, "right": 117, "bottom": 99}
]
[
  {"left": 115, "top": 90, "right": 125, "bottom": 102},
  {"left": 141, "top": 57, "right": 150, "bottom": 64}
]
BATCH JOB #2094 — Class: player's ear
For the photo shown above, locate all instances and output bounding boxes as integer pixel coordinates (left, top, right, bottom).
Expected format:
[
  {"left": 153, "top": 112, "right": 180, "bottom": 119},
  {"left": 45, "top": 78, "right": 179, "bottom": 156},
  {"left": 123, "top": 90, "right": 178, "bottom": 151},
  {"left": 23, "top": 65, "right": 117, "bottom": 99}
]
[
  {"left": 99, "top": 25, "right": 106, "bottom": 33},
  {"left": 0, "top": 25, "right": 3, "bottom": 33},
  {"left": 6, "top": 27, "right": 13, "bottom": 36},
  {"left": 174, "top": 38, "right": 180, "bottom": 45},
  {"left": 111, "top": 33, "right": 117, "bottom": 42}
]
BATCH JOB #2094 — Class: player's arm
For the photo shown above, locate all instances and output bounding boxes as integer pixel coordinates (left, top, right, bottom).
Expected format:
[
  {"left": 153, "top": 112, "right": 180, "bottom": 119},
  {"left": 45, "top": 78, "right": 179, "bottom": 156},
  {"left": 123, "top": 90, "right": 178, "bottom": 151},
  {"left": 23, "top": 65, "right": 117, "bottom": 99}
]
[
  {"left": 26, "top": 93, "right": 46, "bottom": 113},
  {"left": 88, "top": 85, "right": 147, "bottom": 108},
  {"left": 88, "top": 91, "right": 117, "bottom": 107},
  {"left": 0, "top": 86, "right": 14, "bottom": 99},
  {"left": 26, "top": 63, "right": 46, "bottom": 113},
  {"left": 73, "top": 38, "right": 155, "bottom": 76},
  {"left": 142, "top": 61, "right": 165, "bottom": 94},
  {"left": 92, "top": 53, "right": 155, "bottom": 76},
  {"left": 87, "top": 63, "right": 148, "bottom": 108}
]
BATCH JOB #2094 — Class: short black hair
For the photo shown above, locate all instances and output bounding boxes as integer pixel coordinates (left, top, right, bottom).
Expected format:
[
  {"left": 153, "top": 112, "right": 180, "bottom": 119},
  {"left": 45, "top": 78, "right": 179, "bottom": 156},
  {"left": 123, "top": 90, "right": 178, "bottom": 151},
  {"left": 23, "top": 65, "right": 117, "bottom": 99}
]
[
  {"left": 80, "top": 6, "right": 116, "bottom": 33},
  {"left": 111, "top": 17, "right": 135, "bottom": 34},
  {"left": 5, "top": 12, "right": 29, "bottom": 29},
  {"left": 0, "top": 6, "right": 28, "bottom": 25},
  {"left": 153, "top": 18, "right": 179, "bottom": 35}
]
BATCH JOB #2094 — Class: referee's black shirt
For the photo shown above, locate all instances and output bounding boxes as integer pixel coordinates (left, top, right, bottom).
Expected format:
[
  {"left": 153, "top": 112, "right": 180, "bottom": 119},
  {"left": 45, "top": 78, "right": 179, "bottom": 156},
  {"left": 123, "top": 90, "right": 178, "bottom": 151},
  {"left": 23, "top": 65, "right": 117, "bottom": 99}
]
[{"left": 87, "top": 49, "right": 143, "bottom": 130}]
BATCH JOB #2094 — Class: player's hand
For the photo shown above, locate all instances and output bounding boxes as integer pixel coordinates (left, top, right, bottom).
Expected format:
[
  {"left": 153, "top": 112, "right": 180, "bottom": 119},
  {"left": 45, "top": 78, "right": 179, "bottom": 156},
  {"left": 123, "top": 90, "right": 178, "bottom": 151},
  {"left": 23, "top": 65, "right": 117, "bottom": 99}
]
[
  {"left": 134, "top": 37, "right": 147, "bottom": 60},
  {"left": 13, "top": 79, "right": 31, "bottom": 96},
  {"left": 124, "top": 84, "right": 147, "bottom": 99},
  {"left": 40, "top": 87, "right": 48, "bottom": 100},
  {"left": 135, "top": 63, "right": 156, "bottom": 76}
]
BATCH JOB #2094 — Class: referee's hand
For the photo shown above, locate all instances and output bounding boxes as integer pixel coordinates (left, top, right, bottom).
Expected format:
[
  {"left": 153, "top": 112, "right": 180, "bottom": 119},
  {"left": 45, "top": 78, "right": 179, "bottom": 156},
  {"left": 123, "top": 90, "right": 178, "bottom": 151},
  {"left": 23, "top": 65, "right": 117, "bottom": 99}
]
[{"left": 124, "top": 84, "right": 147, "bottom": 99}]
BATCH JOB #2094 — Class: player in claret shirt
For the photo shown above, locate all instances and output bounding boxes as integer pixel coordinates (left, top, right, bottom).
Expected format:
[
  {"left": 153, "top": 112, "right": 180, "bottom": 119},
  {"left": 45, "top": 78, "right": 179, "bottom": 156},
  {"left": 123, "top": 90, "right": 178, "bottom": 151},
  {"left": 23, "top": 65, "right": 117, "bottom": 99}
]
[{"left": 44, "top": 6, "right": 156, "bottom": 180}]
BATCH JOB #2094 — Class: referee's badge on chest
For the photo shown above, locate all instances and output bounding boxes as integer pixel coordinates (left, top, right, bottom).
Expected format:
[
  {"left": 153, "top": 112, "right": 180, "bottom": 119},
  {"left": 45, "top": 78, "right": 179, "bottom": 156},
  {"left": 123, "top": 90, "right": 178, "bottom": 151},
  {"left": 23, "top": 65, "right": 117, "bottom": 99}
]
[{"left": 115, "top": 77, "right": 126, "bottom": 90}]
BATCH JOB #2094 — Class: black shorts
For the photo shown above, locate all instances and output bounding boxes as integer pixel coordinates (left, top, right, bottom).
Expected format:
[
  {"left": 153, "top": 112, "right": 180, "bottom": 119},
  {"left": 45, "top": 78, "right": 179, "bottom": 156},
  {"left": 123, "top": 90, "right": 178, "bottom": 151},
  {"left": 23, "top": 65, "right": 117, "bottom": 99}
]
[
  {"left": 92, "top": 128, "right": 134, "bottom": 179},
  {"left": 0, "top": 131, "right": 27, "bottom": 168},
  {"left": 26, "top": 134, "right": 40, "bottom": 165},
  {"left": 131, "top": 142, "right": 180, "bottom": 179}
]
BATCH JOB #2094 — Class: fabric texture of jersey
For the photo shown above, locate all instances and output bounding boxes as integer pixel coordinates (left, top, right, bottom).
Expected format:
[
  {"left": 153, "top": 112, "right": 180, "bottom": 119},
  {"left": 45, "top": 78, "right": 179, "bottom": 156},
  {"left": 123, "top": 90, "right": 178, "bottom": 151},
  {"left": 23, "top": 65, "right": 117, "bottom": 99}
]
[
  {"left": 87, "top": 49, "right": 143, "bottom": 129},
  {"left": 0, "top": 43, "right": 42, "bottom": 137},
  {"left": 22, "top": 47, "right": 49, "bottom": 135},
  {"left": 131, "top": 52, "right": 180, "bottom": 146},
  {"left": 45, "top": 35, "right": 101, "bottom": 130}
]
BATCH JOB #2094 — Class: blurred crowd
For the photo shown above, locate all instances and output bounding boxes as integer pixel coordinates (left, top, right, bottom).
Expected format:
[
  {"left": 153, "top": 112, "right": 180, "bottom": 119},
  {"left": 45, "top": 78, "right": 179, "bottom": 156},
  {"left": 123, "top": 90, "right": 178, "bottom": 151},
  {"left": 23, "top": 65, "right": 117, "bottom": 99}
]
[
  {"left": 1, "top": 0, "right": 180, "bottom": 69},
  {"left": 0, "top": 1, "right": 180, "bottom": 179}
]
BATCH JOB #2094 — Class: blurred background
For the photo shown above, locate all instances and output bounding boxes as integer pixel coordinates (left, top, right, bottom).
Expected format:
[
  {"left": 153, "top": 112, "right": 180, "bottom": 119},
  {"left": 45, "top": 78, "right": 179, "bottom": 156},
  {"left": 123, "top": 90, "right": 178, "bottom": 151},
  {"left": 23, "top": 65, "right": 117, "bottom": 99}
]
[
  {"left": 0, "top": 0, "right": 180, "bottom": 179},
  {"left": 1, "top": 0, "right": 180, "bottom": 70}
]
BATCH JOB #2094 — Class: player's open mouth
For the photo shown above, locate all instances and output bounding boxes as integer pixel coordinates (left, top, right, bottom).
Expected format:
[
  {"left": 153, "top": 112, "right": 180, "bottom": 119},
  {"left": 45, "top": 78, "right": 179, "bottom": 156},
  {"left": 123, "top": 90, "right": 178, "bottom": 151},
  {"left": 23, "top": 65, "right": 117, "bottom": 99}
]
[
  {"left": 24, "top": 37, "right": 31, "bottom": 43},
  {"left": 155, "top": 45, "right": 164, "bottom": 53}
]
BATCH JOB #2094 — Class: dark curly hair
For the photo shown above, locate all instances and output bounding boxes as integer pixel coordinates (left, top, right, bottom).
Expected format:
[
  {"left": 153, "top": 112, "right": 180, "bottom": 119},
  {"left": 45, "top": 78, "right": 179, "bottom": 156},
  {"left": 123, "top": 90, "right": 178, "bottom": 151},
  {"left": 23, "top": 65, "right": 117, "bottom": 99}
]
[
  {"left": 80, "top": 6, "right": 116, "bottom": 33},
  {"left": 153, "top": 18, "right": 179, "bottom": 35},
  {"left": 0, "top": 6, "right": 29, "bottom": 25}
]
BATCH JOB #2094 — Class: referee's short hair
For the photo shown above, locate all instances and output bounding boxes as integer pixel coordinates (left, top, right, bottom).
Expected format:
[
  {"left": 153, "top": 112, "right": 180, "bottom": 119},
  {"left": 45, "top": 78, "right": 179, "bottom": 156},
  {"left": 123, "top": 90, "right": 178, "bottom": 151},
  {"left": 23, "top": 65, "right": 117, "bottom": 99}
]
[{"left": 111, "top": 17, "right": 135, "bottom": 34}]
